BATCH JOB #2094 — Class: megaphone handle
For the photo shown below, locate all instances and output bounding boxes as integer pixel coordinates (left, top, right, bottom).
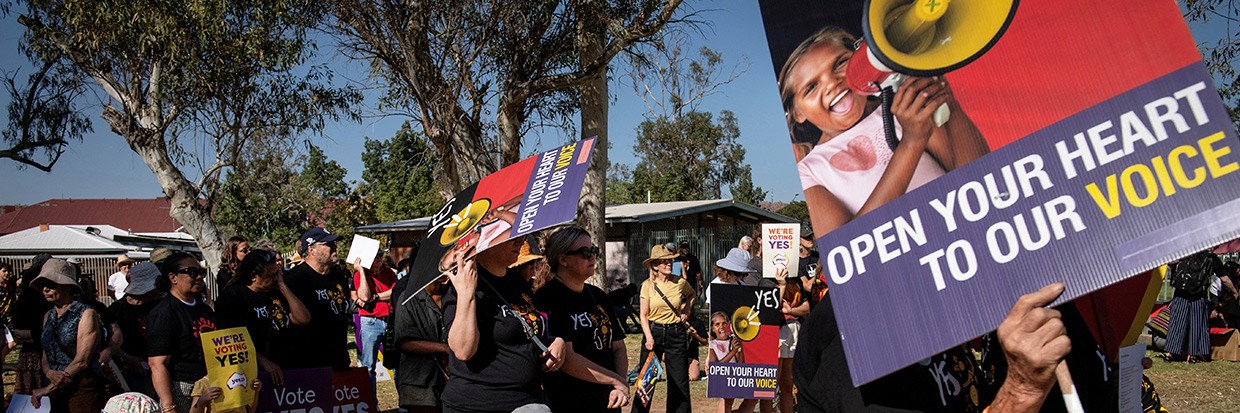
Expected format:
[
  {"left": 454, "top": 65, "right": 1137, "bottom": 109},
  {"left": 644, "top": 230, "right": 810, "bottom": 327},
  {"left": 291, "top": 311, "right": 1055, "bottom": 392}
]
[
  {"left": 881, "top": 86, "right": 899, "bottom": 151},
  {"left": 933, "top": 103, "right": 951, "bottom": 127}
]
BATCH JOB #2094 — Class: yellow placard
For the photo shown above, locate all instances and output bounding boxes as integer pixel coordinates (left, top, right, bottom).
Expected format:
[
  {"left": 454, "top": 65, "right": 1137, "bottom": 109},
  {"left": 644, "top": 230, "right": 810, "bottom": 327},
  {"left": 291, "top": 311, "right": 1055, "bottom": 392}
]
[{"left": 200, "top": 327, "right": 259, "bottom": 411}]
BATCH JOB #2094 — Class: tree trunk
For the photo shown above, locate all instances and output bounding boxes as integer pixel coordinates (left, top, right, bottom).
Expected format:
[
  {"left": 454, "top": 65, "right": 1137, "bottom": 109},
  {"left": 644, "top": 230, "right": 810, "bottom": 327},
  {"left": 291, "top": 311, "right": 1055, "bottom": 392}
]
[
  {"left": 102, "top": 105, "right": 226, "bottom": 285},
  {"left": 576, "top": 5, "right": 609, "bottom": 290}
]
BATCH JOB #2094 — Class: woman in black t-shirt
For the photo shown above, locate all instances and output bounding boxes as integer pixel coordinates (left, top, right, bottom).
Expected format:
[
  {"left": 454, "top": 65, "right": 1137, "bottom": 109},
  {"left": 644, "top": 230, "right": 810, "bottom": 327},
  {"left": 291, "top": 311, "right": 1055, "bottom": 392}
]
[
  {"left": 215, "top": 248, "right": 310, "bottom": 387},
  {"left": 533, "top": 227, "right": 630, "bottom": 413},
  {"left": 147, "top": 252, "right": 216, "bottom": 413}
]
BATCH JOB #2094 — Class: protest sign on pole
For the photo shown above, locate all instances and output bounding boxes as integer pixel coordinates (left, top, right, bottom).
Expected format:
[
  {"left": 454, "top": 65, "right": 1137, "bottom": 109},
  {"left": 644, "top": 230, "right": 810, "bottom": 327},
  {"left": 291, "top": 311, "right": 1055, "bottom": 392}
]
[
  {"left": 759, "top": 0, "right": 1240, "bottom": 385},
  {"left": 404, "top": 137, "right": 596, "bottom": 298},
  {"left": 201, "top": 327, "right": 259, "bottom": 411},
  {"left": 706, "top": 284, "right": 781, "bottom": 400},
  {"left": 761, "top": 223, "right": 801, "bottom": 278}
]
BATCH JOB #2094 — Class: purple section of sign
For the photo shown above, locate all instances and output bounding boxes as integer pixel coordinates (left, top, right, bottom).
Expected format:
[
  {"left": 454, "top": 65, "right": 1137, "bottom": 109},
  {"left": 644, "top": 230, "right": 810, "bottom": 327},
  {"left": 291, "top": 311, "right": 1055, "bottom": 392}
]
[
  {"left": 706, "top": 362, "right": 779, "bottom": 400},
  {"left": 255, "top": 367, "right": 333, "bottom": 413},
  {"left": 510, "top": 137, "right": 595, "bottom": 238},
  {"left": 821, "top": 64, "right": 1240, "bottom": 385}
]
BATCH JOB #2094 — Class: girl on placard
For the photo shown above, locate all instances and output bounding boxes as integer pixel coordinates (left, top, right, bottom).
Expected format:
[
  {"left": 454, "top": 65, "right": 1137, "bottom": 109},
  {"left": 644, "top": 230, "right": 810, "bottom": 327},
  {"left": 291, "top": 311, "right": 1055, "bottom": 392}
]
[
  {"left": 778, "top": 26, "right": 990, "bottom": 239},
  {"left": 707, "top": 311, "right": 754, "bottom": 413}
]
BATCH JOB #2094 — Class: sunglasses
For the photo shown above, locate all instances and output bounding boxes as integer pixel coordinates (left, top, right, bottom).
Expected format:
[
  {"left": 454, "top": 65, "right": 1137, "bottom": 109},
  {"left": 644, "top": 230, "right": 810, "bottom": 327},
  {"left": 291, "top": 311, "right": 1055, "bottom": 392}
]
[
  {"left": 315, "top": 241, "right": 338, "bottom": 249},
  {"left": 565, "top": 246, "right": 601, "bottom": 260},
  {"left": 651, "top": 259, "right": 672, "bottom": 266},
  {"left": 174, "top": 267, "right": 209, "bottom": 278}
]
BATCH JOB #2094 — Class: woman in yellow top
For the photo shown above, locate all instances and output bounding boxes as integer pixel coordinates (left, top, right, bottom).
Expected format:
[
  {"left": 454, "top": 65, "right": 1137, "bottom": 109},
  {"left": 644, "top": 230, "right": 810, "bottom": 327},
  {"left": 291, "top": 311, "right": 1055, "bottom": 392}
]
[{"left": 633, "top": 244, "right": 697, "bottom": 413}]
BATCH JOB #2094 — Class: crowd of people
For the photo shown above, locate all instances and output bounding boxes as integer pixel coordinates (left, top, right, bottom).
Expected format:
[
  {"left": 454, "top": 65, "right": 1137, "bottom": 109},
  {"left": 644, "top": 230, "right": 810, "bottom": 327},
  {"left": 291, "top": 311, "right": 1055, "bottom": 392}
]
[{"left": 1, "top": 219, "right": 1228, "bottom": 413}]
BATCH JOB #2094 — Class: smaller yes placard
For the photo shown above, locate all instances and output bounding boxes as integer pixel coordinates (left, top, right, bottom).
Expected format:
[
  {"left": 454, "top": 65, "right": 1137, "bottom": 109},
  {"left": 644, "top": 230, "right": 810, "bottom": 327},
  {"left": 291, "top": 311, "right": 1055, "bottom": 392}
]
[{"left": 762, "top": 223, "right": 800, "bottom": 279}]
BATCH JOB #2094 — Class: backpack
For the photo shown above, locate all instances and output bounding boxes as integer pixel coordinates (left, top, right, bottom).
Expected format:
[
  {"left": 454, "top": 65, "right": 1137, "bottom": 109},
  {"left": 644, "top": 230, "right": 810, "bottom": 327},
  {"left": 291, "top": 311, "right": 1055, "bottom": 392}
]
[{"left": 1170, "top": 252, "right": 1214, "bottom": 295}]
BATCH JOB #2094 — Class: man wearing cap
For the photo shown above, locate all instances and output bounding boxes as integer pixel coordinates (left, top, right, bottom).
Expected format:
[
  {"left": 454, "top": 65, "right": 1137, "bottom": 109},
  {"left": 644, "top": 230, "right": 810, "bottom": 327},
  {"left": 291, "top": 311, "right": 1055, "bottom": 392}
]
[
  {"left": 108, "top": 255, "right": 136, "bottom": 300},
  {"left": 107, "top": 262, "right": 165, "bottom": 396},
  {"left": 271, "top": 227, "right": 354, "bottom": 370}
]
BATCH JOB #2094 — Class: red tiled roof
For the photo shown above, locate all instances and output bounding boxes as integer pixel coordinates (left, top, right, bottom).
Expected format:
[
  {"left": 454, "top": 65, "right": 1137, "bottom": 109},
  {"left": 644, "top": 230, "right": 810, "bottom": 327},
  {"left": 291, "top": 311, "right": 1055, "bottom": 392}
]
[{"left": 0, "top": 198, "right": 180, "bottom": 234}]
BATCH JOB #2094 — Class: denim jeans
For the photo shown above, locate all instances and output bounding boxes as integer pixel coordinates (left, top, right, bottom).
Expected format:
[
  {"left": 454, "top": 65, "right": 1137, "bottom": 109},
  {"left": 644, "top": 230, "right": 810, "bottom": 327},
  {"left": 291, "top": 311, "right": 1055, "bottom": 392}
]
[
  {"left": 359, "top": 315, "right": 388, "bottom": 385},
  {"left": 632, "top": 323, "right": 690, "bottom": 413}
]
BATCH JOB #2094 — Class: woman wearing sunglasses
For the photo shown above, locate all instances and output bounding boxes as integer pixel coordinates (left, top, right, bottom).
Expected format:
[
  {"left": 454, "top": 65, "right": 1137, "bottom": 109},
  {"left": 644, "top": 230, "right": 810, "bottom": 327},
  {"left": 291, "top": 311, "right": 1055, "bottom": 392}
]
[
  {"left": 533, "top": 227, "right": 630, "bottom": 413},
  {"left": 215, "top": 248, "right": 310, "bottom": 388},
  {"left": 147, "top": 252, "right": 217, "bottom": 413},
  {"left": 634, "top": 243, "right": 696, "bottom": 413}
]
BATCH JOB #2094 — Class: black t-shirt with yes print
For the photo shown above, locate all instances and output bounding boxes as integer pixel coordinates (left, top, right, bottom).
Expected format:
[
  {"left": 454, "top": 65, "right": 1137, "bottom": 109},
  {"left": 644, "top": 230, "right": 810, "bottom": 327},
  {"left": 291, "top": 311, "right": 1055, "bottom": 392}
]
[
  {"left": 146, "top": 295, "right": 217, "bottom": 383},
  {"left": 534, "top": 277, "right": 623, "bottom": 413},
  {"left": 442, "top": 268, "right": 551, "bottom": 413},
  {"left": 215, "top": 284, "right": 292, "bottom": 356},
  {"left": 270, "top": 262, "right": 353, "bottom": 370}
]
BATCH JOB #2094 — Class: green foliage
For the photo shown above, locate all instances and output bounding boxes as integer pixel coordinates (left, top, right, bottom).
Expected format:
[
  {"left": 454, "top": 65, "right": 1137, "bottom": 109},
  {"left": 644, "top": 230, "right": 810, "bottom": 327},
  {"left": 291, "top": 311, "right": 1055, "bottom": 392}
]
[
  {"left": 215, "top": 143, "right": 349, "bottom": 252},
  {"left": 618, "top": 110, "right": 765, "bottom": 204},
  {"left": 1183, "top": 0, "right": 1239, "bottom": 123},
  {"left": 777, "top": 200, "right": 810, "bottom": 229},
  {"left": 359, "top": 122, "right": 443, "bottom": 223}
]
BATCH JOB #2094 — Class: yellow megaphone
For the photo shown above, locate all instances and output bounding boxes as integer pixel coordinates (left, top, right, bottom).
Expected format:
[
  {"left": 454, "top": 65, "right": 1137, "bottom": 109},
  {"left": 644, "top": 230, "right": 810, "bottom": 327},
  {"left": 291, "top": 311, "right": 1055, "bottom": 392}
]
[
  {"left": 847, "top": 0, "right": 1018, "bottom": 147},
  {"left": 731, "top": 306, "right": 761, "bottom": 342}
]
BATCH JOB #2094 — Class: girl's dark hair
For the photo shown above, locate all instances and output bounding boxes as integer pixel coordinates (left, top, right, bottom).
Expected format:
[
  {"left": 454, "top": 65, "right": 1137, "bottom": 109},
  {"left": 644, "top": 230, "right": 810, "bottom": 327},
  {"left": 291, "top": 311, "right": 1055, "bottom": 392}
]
[
  {"left": 222, "top": 236, "right": 248, "bottom": 273},
  {"left": 544, "top": 226, "right": 591, "bottom": 273},
  {"left": 229, "top": 249, "right": 280, "bottom": 288},
  {"left": 777, "top": 26, "right": 860, "bottom": 145},
  {"left": 157, "top": 252, "right": 198, "bottom": 292}
]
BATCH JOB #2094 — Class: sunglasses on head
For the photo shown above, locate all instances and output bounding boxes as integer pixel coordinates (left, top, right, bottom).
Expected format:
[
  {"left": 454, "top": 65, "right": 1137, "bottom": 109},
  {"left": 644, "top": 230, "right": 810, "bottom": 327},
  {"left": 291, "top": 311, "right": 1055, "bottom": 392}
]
[
  {"left": 251, "top": 249, "right": 278, "bottom": 264},
  {"left": 174, "top": 267, "right": 209, "bottom": 278},
  {"left": 565, "top": 246, "right": 601, "bottom": 259}
]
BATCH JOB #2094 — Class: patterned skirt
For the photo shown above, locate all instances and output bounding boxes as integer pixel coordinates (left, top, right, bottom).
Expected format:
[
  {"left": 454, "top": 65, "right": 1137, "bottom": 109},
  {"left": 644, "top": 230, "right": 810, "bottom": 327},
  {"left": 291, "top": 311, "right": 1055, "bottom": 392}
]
[
  {"left": 1165, "top": 294, "right": 1210, "bottom": 356},
  {"left": 14, "top": 350, "right": 45, "bottom": 394}
]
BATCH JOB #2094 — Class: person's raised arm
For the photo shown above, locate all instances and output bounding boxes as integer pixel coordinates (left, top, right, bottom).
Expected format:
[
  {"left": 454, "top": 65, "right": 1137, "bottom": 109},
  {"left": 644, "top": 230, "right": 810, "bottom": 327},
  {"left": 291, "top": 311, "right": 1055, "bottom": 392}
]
[
  {"left": 855, "top": 77, "right": 947, "bottom": 218},
  {"left": 446, "top": 255, "right": 480, "bottom": 360},
  {"left": 354, "top": 258, "right": 373, "bottom": 304},
  {"left": 277, "top": 272, "right": 311, "bottom": 326},
  {"left": 988, "top": 283, "right": 1071, "bottom": 413},
  {"left": 922, "top": 77, "right": 989, "bottom": 170}
]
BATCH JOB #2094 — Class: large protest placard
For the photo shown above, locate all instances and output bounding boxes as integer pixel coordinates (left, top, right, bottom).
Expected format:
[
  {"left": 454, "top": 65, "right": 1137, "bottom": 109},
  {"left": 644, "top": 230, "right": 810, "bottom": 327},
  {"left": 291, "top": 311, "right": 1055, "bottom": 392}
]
[
  {"left": 759, "top": 0, "right": 1240, "bottom": 385},
  {"left": 706, "top": 284, "right": 781, "bottom": 400},
  {"left": 201, "top": 327, "right": 259, "bottom": 411},
  {"left": 406, "top": 137, "right": 596, "bottom": 295}
]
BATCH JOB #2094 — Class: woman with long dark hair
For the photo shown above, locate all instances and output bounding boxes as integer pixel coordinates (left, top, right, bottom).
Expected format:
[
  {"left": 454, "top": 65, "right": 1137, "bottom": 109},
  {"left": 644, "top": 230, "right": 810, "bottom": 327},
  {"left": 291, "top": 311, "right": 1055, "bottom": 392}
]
[
  {"left": 215, "top": 248, "right": 310, "bottom": 387},
  {"left": 215, "top": 236, "right": 249, "bottom": 291},
  {"left": 147, "top": 252, "right": 216, "bottom": 413}
]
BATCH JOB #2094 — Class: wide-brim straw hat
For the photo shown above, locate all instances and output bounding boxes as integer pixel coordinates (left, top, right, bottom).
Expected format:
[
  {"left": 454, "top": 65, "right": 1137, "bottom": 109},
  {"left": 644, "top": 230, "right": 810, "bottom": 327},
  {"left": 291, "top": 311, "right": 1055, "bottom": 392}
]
[
  {"left": 116, "top": 254, "right": 136, "bottom": 267},
  {"left": 642, "top": 244, "right": 680, "bottom": 267},
  {"left": 509, "top": 242, "right": 545, "bottom": 268},
  {"left": 31, "top": 258, "right": 81, "bottom": 292}
]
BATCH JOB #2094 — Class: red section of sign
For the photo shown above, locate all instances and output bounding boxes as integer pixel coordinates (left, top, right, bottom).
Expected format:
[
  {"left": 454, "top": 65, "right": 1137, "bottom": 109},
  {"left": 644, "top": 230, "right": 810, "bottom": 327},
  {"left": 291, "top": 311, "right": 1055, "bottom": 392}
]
[
  {"left": 474, "top": 156, "right": 536, "bottom": 204},
  {"left": 949, "top": 0, "right": 1202, "bottom": 149},
  {"left": 742, "top": 325, "right": 782, "bottom": 366}
]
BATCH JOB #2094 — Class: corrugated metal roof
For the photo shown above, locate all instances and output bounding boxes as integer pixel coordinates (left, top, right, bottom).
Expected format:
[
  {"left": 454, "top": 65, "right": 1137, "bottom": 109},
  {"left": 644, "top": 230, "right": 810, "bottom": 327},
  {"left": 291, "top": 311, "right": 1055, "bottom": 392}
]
[
  {"left": 605, "top": 199, "right": 797, "bottom": 224},
  {"left": 355, "top": 217, "right": 434, "bottom": 233},
  {"left": 0, "top": 224, "right": 197, "bottom": 254},
  {"left": 354, "top": 199, "right": 796, "bottom": 233},
  {"left": 0, "top": 198, "right": 181, "bottom": 234}
]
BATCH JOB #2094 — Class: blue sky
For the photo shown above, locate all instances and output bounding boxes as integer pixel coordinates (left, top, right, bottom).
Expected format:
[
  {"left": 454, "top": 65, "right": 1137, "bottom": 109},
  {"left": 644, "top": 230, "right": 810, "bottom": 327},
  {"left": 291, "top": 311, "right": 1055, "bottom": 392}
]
[{"left": 0, "top": 0, "right": 1231, "bottom": 207}]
